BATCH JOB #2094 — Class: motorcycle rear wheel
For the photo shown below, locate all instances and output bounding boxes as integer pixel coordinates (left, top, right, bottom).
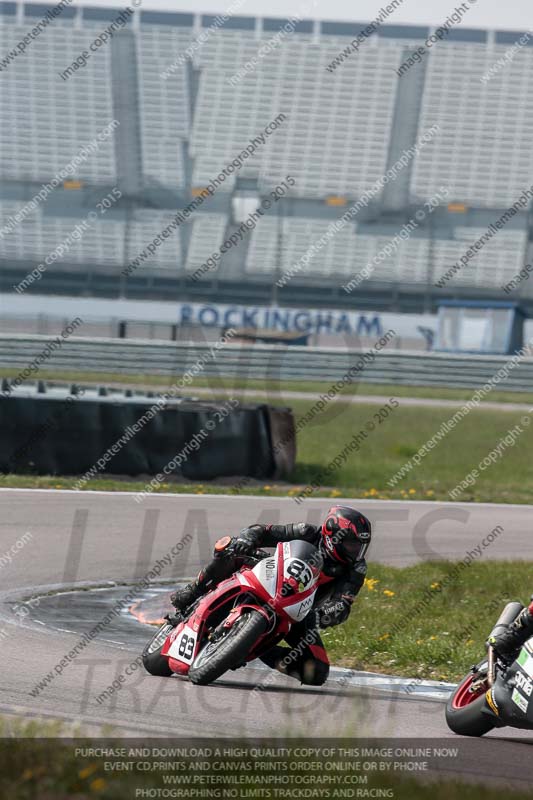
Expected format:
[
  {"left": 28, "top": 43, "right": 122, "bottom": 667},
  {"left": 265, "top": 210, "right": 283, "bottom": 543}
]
[{"left": 189, "top": 609, "right": 268, "bottom": 686}]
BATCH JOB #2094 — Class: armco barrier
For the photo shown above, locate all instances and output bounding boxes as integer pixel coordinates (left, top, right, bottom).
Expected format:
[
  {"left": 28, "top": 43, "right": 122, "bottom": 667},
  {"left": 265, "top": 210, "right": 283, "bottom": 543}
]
[
  {"left": 0, "top": 383, "right": 295, "bottom": 480},
  {"left": 1, "top": 334, "right": 533, "bottom": 391}
]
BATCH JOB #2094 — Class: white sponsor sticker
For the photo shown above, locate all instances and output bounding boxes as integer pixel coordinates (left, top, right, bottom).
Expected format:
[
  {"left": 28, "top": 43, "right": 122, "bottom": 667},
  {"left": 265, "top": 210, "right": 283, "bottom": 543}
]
[
  {"left": 526, "top": 639, "right": 533, "bottom": 655},
  {"left": 284, "top": 591, "right": 317, "bottom": 622},
  {"left": 512, "top": 688, "right": 529, "bottom": 714},
  {"left": 517, "top": 647, "right": 533, "bottom": 679}
]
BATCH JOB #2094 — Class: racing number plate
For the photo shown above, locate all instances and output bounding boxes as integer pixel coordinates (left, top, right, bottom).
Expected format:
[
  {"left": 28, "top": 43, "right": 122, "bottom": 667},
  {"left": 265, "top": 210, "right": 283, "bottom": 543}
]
[
  {"left": 285, "top": 558, "right": 313, "bottom": 592},
  {"left": 167, "top": 625, "right": 198, "bottom": 664}
]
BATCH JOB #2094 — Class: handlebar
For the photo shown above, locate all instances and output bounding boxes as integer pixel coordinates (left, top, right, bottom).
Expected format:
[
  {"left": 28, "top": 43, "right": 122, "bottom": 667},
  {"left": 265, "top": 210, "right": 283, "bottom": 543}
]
[{"left": 242, "top": 548, "right": 270, "bottom": 565}]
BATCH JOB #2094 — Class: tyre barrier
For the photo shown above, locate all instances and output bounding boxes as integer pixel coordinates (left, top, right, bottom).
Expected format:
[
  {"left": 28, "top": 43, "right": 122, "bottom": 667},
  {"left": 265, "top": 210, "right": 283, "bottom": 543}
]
[{"left": 0, "top": 382, "right": 295, "bottom": 481}]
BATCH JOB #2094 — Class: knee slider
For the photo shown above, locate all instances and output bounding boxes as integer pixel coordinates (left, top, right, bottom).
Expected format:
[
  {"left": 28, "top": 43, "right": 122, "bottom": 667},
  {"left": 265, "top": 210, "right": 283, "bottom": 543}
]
[{"left": 301, "top": 658, "right": 329, "bottom": 686}]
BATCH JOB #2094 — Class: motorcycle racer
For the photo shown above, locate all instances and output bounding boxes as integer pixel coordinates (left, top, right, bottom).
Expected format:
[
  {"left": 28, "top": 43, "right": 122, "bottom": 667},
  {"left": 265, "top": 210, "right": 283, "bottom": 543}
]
[{"left": 171, "top": 506, "right": 371, "bottom": 686}]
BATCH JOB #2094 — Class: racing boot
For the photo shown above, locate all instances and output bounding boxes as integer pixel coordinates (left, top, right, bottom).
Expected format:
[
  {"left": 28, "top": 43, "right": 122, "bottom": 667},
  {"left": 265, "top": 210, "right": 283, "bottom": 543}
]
[
  {"left": 170, "top": 543, "right": 238, "bottom": 613},
  {"left": 489, "top": 602, "right": 533, "bottom": 657},
  {"left": 170, "top": 576, "right": 205, "bottom": 612}
]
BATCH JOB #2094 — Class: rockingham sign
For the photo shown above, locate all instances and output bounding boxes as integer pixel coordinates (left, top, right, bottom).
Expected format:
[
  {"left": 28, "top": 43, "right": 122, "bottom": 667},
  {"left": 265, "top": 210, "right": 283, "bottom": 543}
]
[
  {"left": 178, "top": 302, "right": 409, "bottom": 338},
  {"left": 178, "top": 302, "right": 381, "bottom": 336},
  {"left": 2, "top": 293, "right": 437, "bottom": 343}
]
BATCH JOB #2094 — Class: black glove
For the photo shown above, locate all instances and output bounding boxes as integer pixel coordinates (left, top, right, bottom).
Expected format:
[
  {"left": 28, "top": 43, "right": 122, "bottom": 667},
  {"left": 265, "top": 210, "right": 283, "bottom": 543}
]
[
  {"left": 318, "top": 596, "right": 353, "bottom": 629},
  {"left": 229, "top": 537, "right": 257, "bottom": 557},
  {"left": 488, "top": 627, "right": 522, "bottom": 657},
  {"left": 489, "top": 607, "right": 533, "bottom": 657}
]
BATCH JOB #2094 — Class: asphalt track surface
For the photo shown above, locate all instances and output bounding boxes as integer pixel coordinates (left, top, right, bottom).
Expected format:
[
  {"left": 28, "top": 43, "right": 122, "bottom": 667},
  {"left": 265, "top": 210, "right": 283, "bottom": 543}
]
[{"left": 2, "top": 489, "right": 533, "bottom": 787}]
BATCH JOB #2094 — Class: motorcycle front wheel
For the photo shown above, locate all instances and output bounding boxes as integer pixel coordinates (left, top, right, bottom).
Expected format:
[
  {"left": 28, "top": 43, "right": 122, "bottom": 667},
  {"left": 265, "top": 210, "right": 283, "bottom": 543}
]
[
  {"left": 445, "top": 672, "right": 496, "bottom": 737},
  {"left": 189, "top": 609, "right": 268, "bottom": 686}
]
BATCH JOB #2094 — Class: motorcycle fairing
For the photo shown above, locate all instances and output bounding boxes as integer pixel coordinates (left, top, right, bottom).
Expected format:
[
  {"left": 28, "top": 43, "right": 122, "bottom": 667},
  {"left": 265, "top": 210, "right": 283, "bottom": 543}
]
[
  {"left": 161, "top": 576, "right": 245, "bottom": 674},
  {"left": 245, "top": 541, "right": 321, "bottom": 622},
  {"left": 492, "top": 637, "right": 533, "bottom": 729}
]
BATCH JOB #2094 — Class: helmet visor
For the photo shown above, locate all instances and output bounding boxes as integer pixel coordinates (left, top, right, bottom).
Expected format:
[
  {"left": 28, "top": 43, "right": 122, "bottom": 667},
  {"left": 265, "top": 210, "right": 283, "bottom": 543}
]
[{"left": 337, "top": 536, "right": 368, "bottom": 562}]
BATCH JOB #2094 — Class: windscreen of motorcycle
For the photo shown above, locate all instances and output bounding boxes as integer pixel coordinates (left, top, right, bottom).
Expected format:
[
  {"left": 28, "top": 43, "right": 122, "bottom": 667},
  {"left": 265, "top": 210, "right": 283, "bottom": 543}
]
[{"left": 282, "top": 540, "right": 323, "bottom": 588}]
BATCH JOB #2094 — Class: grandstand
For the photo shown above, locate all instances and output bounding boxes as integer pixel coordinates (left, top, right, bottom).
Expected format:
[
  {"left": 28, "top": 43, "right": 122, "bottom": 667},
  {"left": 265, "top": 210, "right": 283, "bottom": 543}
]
[{"left": 1, "top": 3, "right": 533, "bottom": 313}]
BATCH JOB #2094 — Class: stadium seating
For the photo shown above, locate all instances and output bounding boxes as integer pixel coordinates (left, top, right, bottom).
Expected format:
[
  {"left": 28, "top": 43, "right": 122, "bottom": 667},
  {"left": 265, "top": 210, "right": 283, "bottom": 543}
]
[
  {"left": 192, "top": 30, "right": 404, "bottom": 198},
  {"left": 2, "top": 6, "right": 533, "bottom": 296},
  {"left": 138, "top": 28, "right": 191, "bottom": 188},
  {"left": 0, "top": 24, "right": 116, "bottom": 184},
  {"left": 184, "top": 214, "right": 227, "bottom": 274},
  {"left": 0, "top": 202, "right": 123, "bottom": 269},
  {"left": 3, "top": 11, "right": 533, "bottom": 207},
  {"left": 356, "top": 226, "right": 528, "bottom": 289},
  {"left": 246, "top": 216, "right": 358, "bottom": 278},
  {"left": 432, "top": 227, "right": 528, "bottom": 288},
  {"left": 127, "top": 210, "right": 184, "bottom": 272},
  {"left": 412, "top": 43, "right": 533, "bottom": 208},
  {"left": 0, "top": 202, "right": 188, "bottom": 274},
  {"left": 245, "top": 215, "right": 528, "bottom": 289}
]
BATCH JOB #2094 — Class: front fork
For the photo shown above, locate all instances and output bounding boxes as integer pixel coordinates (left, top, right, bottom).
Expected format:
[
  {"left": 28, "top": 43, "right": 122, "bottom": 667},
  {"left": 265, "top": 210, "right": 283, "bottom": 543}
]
[
  {"left": 487, "top": 645, "right": 496, "bottom": 687},
  {"left": 469, "top": 651, "right": 493, "bottom": 694},
  {"left": 473, "top": 647, "right": 505, "bottom": 724}
]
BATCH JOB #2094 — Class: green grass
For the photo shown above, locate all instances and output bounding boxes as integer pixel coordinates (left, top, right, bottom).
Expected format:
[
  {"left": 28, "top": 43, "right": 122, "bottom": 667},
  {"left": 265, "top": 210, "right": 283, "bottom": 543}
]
[
  {"left": 324, "top": 561, "right": 530, "bottom": 683},
  {"left": 286, "top": 399, "right": 533, "bottom": 504},
  {"left": 3, "top": 366, "right": 533, "bottom": 405}
]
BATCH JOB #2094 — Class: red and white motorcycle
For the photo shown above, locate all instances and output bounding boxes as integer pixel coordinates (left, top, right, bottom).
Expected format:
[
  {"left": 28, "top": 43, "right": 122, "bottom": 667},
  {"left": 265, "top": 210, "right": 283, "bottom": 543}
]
[{"left": 142, "top": 539, "right": 323, "bottom": 685}]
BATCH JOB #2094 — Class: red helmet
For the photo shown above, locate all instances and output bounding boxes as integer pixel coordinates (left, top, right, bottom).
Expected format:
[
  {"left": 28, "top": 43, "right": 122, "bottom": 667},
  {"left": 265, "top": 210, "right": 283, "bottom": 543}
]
[{"left": 320, "top": 506, "right": 371, "bottom": 564}]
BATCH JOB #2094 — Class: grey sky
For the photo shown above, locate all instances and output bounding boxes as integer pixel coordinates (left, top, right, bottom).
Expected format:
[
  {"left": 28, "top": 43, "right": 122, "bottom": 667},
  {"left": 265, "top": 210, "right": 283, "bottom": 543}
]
[{"left": 75, "top": 0, "right": 532, "bottom": 32}]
